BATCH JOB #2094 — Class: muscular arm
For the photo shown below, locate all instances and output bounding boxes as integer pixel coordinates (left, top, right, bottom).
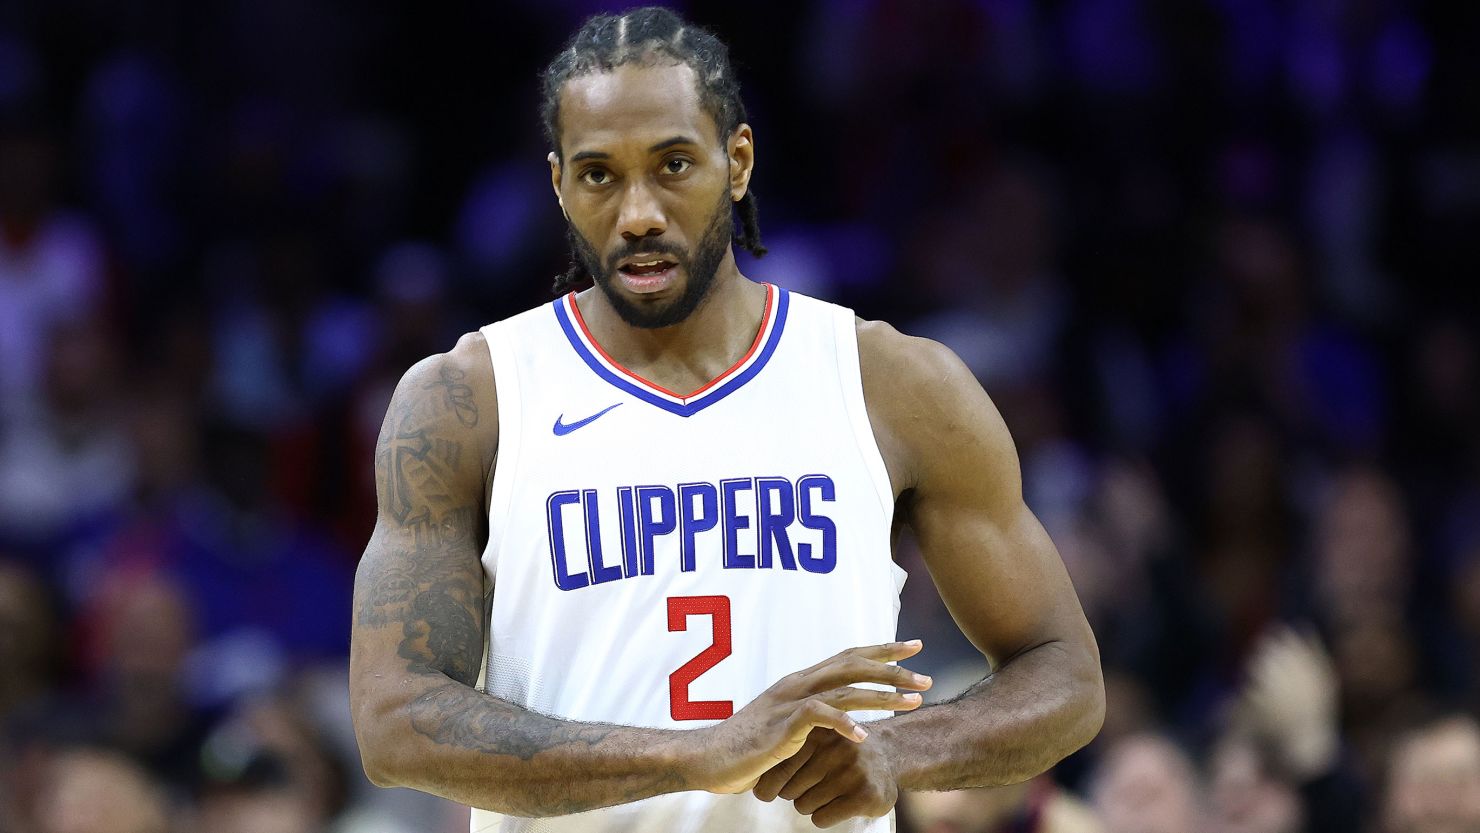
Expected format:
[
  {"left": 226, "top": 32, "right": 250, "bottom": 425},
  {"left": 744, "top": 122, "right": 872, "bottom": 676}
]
[
  {"left": 860, "top": 322, "right": 1105, "bottom": 790},
  {"left": 348, "top": 334, "right": 692, "bottom": 816}
]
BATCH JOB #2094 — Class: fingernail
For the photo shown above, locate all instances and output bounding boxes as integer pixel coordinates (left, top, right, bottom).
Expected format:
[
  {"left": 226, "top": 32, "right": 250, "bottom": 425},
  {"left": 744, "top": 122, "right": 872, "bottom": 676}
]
[
  {"left": 913, "top": 674, "right": 932, "bottom": 686},
  {"left": 904, "top": 639, "right": 922, "bottom": 647},
  {"left": 853, "top": 725, "right": 869, "bottom": 740},
  {"left": 903, "top": 693, "right": 922, "bottom": 704}
]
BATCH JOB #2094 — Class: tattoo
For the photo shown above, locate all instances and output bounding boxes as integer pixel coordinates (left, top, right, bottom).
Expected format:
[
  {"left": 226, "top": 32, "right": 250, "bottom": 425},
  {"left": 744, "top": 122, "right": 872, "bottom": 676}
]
[
  {"left": 409, "top": 684, "right": 616, "bottom": 758},
  {"left": 398, "top": 581, "right": 484, "bottom": 686},
  {"left": 378, "top": 415, "right": 465, "bottom": 526},
  {"left": 427, "top": 366, "right": 479, "bottom": 427},
  {"left": 407, "top": 684, "right": 688, "bottom": 815},
  {"left": 360, "top": 357, "right": 487, "bottom": 690}
]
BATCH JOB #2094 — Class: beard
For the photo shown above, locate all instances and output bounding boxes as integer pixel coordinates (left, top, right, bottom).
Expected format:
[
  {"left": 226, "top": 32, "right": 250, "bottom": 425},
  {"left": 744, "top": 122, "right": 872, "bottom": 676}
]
[{"left": 566, "top": 188, "right": 732, "bottom": 329}]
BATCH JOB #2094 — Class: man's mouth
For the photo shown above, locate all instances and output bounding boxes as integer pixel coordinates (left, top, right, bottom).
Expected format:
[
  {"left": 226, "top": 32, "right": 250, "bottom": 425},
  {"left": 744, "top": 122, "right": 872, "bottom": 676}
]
[
  {"left": 618, "top": 256, "right": 679, "bottom": 276},
  {"left": 616, "top": 255, "right": 681, "bottom": 294}
]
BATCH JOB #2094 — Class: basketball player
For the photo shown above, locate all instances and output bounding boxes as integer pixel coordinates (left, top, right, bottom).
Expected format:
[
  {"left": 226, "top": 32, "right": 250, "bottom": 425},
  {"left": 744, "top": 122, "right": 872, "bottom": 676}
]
[{"left": 349, "top": 8, "right": 1103, "bottom": 832}]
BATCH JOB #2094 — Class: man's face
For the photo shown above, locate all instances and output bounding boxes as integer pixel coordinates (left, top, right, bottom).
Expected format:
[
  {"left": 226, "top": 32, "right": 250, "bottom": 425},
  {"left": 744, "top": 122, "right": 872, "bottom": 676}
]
[{"left": 551, "top": 62, "right": 752, "bottom": 328}]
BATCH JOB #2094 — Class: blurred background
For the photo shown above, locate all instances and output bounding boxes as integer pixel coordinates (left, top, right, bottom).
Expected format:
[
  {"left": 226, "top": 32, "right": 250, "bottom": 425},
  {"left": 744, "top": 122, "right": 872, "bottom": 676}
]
[{"left": 2, "top": 1, "right": 1479, "bottom": 831}]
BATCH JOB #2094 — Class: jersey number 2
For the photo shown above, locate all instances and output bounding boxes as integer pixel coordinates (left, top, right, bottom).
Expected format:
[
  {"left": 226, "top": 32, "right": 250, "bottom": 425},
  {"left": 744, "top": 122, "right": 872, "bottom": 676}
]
[{"left": 666, "top": 595, "right": 734, "bottom": 721}]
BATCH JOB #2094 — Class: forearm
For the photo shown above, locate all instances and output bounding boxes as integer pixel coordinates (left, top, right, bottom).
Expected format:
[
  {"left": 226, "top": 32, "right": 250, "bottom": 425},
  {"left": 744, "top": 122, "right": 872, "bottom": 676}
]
[
  {"left": 359, "top": 674, "right": 693, "bottom": 817},
  {"left": 872, "top": 640, "right": 1103, "bottom": 790}
]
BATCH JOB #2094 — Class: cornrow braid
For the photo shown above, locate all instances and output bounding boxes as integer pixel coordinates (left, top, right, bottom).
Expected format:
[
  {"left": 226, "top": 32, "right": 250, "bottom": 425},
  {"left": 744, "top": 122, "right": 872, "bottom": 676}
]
[{"left": 541, "top": 6, "right": 766, "bottom": 295}]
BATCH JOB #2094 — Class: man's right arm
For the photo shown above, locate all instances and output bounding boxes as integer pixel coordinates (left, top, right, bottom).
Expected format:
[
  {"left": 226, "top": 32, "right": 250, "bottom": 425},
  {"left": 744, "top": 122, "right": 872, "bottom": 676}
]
[
  {"left": 350, "top": 335, "right": 698, "bottom": 816},
  {"left": 348, "top": 333, "right": 931, "bottom": 817}
]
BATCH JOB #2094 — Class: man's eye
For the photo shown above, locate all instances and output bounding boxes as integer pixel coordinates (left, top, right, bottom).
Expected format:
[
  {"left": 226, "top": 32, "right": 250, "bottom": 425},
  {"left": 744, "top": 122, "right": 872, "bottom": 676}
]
[
  {"left": 663, "top": 158, "right": 692, "bottom": 175},
  {"left": 580, "top": 168, "right": 610, "bottom": 185}
]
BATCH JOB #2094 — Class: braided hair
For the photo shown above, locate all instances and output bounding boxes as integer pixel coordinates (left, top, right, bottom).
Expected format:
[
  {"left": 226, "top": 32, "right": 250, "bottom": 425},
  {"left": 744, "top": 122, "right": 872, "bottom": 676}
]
[{"left": 540, "top": 7, "right": 767, "bottom": 294}]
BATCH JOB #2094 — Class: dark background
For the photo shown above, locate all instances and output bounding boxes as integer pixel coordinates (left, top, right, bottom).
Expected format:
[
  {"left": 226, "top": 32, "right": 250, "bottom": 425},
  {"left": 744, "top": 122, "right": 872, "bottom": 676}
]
[{"left": 2, "top": 1, "right": 1479, "bottom": 831}]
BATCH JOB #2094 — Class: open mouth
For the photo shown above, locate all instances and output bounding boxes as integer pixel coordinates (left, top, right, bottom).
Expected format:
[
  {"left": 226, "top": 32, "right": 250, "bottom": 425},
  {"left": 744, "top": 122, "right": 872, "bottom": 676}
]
[
  {"left": 616, "top": 255, "right": 681, "bottom": 294},
  {"left": 618, "top": 257, "right": 678, "bottom": 276}
]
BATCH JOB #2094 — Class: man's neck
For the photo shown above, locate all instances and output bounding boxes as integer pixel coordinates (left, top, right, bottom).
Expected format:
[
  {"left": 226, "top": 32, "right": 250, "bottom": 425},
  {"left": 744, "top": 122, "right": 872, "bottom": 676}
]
[{"left": 574, "top": 252, "right": 767, "bottom": 395}]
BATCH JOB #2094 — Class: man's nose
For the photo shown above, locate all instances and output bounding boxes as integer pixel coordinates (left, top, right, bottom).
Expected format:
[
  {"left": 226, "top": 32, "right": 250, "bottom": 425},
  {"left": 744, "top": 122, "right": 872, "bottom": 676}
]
[{"left": 616, "top": 179, "right": 667, "bottom": 240}]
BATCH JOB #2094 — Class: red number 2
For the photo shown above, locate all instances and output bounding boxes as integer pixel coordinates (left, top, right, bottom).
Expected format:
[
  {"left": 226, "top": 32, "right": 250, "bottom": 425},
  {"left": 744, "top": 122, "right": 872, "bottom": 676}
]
[{"left": 666, "top": 595, "right": 734, "bottom": 721}]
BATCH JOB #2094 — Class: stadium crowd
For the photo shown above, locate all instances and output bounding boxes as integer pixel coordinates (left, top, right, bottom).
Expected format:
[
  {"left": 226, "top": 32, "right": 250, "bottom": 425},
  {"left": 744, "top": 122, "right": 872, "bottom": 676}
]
[{"left": 2, "top": 1, "right": 1479, "bottom": 831}]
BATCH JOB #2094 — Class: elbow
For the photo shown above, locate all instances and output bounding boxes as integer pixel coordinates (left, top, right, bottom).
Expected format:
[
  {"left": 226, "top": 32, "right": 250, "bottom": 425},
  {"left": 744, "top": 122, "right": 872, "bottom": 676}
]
[
  {"left": 352, "top": 688, "right": 411, "bottom": 788},
  {"left": 1077, "top": 670, "right": 1106, "bottom": 751},
  {"left": 1068, "top": 636, "right": 1106, "bottom": 754},
  {"left": 360, "top": 747, "right": 402, "bottom": 789}
]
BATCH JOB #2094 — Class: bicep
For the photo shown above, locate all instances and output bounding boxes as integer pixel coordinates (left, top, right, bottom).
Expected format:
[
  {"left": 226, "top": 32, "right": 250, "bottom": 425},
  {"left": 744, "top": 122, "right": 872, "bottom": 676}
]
[
  {"left": 351, "top": 349, "right": 493, "bottom": 690},
  {"left": 898, "top": 347, "right": 1089, "bottom": 667},
  {"left": 908, "top": 484, "right": 1083, "bottom": 667}
]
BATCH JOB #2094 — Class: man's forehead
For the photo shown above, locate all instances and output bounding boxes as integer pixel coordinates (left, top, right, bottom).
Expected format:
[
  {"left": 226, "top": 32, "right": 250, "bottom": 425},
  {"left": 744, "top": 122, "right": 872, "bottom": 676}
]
[{"left": 559, "top": 62, "right": 718, "bottom": 153}]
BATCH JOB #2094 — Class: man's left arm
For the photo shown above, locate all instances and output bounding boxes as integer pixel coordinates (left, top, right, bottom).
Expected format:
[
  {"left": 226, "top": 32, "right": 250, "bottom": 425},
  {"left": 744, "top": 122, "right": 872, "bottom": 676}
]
[
  {"left": 871, "top": 329, "right": 1104, "bottom": 789},
  {"left": 755, "top": 323, "right": 1104, "bottom": 823}
]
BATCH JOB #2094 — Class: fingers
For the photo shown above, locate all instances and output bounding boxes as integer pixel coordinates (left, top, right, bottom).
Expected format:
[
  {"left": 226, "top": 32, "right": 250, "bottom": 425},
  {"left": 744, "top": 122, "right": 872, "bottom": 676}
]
[
  {"left": 810, "top": 794, "right": 877, "bottom": 829},
  {"left": 789, "top": 700, "right": 870, "bottom": 744},
  {"left": 778, "top": 751, "right": 834, "bottom": 803},
  {"left": 754, "top": 733, "right": 818, "bottom": 802},
  {"left": 814, "top": 686, "right": 924, "bottom": 714},
  {"left": 790, "top": 641, "right": 932, "bottom": 696}
]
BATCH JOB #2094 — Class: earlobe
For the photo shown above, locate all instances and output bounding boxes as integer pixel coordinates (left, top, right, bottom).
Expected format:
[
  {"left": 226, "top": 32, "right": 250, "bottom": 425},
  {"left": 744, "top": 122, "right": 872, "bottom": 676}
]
[
  {"left": 728, "top": 127, "right": 754, "bottom": 202},
  {"left": 548, "top": 151, "right": 568, "bottom": 219}
]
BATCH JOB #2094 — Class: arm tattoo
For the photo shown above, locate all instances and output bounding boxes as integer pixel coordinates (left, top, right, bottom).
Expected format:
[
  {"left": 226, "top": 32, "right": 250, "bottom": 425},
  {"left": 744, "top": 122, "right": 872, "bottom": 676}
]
[
  {"left": 427, "top": 366, "right": 479, "bottom": 427},
  {"left": 409, "top": 684, "right": 617, "bottom": 759},
  {"left": 409, "top": 684, "right": 689, "bottom": 816},
  {"left": 360, "top": 365, "right": 487, "bottom": 688}
]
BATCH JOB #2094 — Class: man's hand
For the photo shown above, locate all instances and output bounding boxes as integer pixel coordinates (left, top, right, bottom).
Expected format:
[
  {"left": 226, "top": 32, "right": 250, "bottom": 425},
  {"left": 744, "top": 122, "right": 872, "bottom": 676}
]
[
  {"left": 753, "top": 725, "right": 899, "bottom": 828},
  {"left": 690, "top": 641, "right": 931, "bottom": 796}
]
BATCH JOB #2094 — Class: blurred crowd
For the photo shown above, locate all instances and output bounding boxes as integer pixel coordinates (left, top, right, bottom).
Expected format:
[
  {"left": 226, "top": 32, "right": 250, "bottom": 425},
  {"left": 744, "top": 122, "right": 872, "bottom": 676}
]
[{"left": 2, "top": 1, "right": 1478, "bottom": 832}]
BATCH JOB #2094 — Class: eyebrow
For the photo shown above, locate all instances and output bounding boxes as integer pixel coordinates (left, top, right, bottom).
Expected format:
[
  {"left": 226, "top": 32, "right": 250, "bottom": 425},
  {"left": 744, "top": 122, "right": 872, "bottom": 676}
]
[{"left": 568, "top": 135, "right": 700, "bottom": 164}]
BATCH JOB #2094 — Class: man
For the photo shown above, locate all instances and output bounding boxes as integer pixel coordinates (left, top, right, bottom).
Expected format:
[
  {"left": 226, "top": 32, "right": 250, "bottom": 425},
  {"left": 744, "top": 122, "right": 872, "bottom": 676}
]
[{"left": 349, "top": 8, "right": 1103, "bottom": 832}]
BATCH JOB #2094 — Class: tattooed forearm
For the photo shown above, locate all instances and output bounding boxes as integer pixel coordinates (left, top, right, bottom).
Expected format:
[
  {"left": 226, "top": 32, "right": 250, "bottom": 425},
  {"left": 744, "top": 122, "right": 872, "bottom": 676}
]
[
  {"left": 407, "top": 683, "right": 690, "bottom": 817},
  {"left": 409, "top": 684, "right": 618, "bottom": 758}
]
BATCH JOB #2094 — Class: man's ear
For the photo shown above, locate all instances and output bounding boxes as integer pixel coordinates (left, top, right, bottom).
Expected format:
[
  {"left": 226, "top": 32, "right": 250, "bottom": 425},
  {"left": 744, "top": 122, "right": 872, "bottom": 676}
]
[
  {"left": 548, "top": 151, "right": 568, "bottom": 220},
  {"left": 728, "top": 124, "right": 754, "bottom": 202}
]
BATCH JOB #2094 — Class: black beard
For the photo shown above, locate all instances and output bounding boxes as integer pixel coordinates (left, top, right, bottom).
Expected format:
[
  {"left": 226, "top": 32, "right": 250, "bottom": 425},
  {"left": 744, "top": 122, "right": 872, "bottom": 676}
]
[{"left": 566, "top": 190, "right": 732, "bottom": 329}]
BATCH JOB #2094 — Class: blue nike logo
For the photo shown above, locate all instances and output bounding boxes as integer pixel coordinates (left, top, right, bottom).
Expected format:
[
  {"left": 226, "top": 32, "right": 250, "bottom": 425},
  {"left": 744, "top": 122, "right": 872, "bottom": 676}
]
[{"left": 553, "top": 403, "right": 622, "bottom": 436}]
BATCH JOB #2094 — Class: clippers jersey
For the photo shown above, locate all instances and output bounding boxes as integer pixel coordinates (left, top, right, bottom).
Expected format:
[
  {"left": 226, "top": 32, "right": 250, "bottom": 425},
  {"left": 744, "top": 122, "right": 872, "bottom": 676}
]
[{"left": 472, "top": 284, "right": 906, "bottom": 833}]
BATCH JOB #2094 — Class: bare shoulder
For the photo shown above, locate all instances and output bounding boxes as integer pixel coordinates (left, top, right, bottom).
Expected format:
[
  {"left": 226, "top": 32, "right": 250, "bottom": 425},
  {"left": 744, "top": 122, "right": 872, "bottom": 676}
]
[
  {"left": 854, "top": 316, "right": 1017, "bottom": 497},
  {"left": 855, "top": 317, "right": 979, "bottom": 401},
  {"left": 382, "top": 330, "right": 499, "bottom": 480}
]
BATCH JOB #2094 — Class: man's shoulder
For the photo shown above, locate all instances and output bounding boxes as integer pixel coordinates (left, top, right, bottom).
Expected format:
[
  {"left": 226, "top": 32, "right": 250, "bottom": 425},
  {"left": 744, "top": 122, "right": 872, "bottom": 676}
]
[
  {"left": 402, "top": 330, "right": 494, "bottom": 395},
  {"left": 854, "top": 316, "right": 1011, "bottom": 493},
  {"left": 854, "top": 317, "right": 979, "bottom": 403},
  {"left": 389, "top": 331, "right": 498, "bottom": 460}
]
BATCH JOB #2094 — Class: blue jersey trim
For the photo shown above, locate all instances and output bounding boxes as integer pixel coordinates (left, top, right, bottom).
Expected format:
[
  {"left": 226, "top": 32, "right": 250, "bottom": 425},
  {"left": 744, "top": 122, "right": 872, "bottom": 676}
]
[{"left": 552, "top": 288, "right": 791, "bottom": 418}]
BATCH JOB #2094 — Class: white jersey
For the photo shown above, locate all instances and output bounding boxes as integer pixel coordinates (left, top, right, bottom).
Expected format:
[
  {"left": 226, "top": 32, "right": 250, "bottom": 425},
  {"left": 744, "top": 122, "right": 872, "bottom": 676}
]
[{"left": 473, "top": 284, "right": 906, "bottom": 833}]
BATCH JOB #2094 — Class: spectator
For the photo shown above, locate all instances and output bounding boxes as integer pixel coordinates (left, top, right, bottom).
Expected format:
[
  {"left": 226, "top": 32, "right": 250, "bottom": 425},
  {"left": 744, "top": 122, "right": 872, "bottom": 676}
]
[
  {"left": 33, "top": 747, "right": 171, "bottom": 833},
  {"left": 1088, "top": 733, "right": 1206, "bottom": 833},
  {"left": 1383, "top": 715, "right": 1480, "bottom": 833}
]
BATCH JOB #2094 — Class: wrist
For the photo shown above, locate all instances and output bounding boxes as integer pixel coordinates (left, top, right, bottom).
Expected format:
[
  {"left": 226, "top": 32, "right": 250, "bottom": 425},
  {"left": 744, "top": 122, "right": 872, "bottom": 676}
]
[
  {"left": 867, "top": 719, "right": 907, "bottom": 789},
  {"left": 667, "top": 726, "right": 717, "bottom": 792}
]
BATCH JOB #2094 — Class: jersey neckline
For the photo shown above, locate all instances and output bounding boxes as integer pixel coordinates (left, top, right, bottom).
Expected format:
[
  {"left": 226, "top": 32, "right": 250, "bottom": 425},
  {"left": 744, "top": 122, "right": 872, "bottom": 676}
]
[{"left": 551, "top": 283, "right": 790, "bottom": 418}]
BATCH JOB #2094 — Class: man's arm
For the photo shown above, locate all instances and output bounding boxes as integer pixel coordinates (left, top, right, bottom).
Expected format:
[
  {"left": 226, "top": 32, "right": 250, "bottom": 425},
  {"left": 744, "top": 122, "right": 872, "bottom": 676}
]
[
  {"left": 865, "top": 322, "right": 1104, "bottom": 789},
  {"left": 755, "top": 321, "right": 1104, "bottom": 826},
  {"left": 349, "top": 332, "right": 931, "bottom": 817},
  {"left": 349, "top": 334, "right": 693, "bottom": 816}
]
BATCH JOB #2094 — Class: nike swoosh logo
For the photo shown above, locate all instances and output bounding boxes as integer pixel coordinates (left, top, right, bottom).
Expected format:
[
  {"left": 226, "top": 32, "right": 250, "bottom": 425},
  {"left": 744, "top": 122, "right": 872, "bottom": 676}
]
[{"left": 553, "top": 403, "right": 622, "bottom": 436}]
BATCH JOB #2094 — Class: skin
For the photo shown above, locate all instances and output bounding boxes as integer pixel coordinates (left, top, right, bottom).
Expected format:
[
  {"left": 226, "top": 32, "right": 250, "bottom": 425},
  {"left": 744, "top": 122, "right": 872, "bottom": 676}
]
[{"left": 348, "top": 59, "right": 1104, "bottom": 825}]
